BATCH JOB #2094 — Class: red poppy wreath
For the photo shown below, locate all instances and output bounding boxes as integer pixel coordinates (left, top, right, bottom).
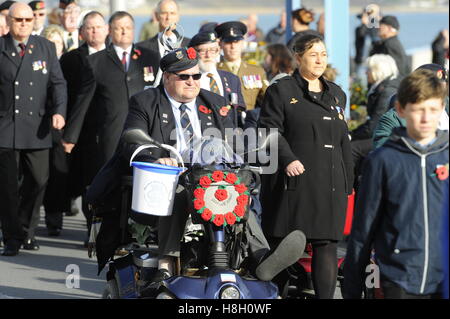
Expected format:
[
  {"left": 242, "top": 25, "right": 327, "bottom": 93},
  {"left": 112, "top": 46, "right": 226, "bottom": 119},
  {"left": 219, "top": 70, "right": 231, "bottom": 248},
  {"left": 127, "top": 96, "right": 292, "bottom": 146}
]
[{"left": 193, "top": 171, "right": 250, "bottom": 226}]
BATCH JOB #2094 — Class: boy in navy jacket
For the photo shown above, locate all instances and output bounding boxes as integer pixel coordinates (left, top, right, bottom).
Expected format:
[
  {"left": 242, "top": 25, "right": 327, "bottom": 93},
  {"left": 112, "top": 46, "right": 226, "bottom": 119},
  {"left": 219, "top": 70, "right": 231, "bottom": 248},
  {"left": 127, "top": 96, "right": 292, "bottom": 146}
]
[{"left": 343, "top": 69, "right": 449, "bottom": 299}]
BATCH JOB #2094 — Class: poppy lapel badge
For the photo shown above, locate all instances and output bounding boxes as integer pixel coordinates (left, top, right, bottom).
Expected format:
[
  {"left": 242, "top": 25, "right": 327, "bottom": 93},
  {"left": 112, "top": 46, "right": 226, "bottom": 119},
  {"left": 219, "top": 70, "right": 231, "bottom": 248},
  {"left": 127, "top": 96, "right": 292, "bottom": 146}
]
[{"left": 290, "top": 98, "right": 298, "bottom": 104}]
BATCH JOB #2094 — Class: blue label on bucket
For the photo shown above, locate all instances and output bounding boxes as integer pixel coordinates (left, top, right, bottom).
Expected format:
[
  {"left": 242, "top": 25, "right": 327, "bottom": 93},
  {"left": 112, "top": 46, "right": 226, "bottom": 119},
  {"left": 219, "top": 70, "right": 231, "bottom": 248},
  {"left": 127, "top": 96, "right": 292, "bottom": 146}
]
[{"left": 131, "top": 161, "right": 183, "bottom": 175}]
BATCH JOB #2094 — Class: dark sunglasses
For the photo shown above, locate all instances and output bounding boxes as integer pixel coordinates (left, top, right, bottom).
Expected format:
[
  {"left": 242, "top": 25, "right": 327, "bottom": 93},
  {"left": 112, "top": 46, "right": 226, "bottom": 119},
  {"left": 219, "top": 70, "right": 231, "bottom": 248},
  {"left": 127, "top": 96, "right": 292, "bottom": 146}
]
[
  {"left": 171, "top": 72, "right": 202, "bottom": 81},
  {"left": 10, "top": 16, "right": 34, "bottom": 23},
  {"left": 34, "top": 13, "right": 46, "bottom": 17}
]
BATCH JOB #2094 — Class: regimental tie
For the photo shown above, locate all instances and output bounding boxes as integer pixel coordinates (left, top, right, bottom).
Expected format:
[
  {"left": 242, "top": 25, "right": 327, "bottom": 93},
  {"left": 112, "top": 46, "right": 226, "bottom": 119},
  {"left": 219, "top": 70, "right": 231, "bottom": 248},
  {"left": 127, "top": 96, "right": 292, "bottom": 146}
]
[
  {"left": 67, "top": 33, "right": 74, "bottom": 51},
  {"left": 18, "top": 43, "right": 26, "bottom": 57},
  {"left": 121, "top": 51, "right": 128, "bottom": 71},
  {"left": 207, "top": 73, "right": 220, "bottom": 95},
  {"left": 179, "top": 103, "right": 196, "bottom": 161}
]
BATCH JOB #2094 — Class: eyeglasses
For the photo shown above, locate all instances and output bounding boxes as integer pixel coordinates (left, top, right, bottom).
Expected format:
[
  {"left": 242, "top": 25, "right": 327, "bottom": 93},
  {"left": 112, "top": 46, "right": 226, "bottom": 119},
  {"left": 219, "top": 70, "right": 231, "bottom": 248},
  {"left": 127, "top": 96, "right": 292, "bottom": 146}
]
[
  {"left": 34, "top": 13, "right": 46, "bottom": 17},
  {"left": 196, "top": 48, "right": 220, "bottom": 55},
  {"left": 171, "top": 73, "right": 202, "bottom": 81},
  {"left": 10, "top": 16, "right": 34, "bottom": 23}
]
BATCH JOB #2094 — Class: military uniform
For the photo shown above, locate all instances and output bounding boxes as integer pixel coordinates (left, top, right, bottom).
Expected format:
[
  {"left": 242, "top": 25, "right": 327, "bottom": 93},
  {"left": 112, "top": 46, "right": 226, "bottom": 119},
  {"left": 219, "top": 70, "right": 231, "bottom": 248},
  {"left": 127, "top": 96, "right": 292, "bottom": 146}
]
[{"left": 217, "top": 60, "right": 268, "bottom": 110}]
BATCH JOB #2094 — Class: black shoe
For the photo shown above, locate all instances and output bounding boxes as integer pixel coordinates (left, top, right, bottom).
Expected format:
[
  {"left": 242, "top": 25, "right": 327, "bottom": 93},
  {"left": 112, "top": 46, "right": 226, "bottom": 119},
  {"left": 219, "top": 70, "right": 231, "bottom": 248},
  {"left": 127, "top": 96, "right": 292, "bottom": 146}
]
[
  {"left": 48, "top": 228, "right": 61, "bottom": 237},
  {"left": 1, "top": 240, "right": 21, "bottom": 256},
  {"left": 22, "top": 238, "right": 40, "bottom": 250},
  {"left": 256, "top": 230, "right": 307, "bottom": 282},
  {"left": 138, "top": 269, "right": 171, "bottom": 297}
]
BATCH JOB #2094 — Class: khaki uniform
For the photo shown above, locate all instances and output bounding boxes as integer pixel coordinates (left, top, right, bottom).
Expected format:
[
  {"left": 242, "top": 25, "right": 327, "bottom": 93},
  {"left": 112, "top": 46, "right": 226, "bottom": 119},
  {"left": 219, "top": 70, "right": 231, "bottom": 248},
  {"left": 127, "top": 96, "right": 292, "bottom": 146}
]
[{"left": 218, "top": 60, "right": 269, "bottom": 110}]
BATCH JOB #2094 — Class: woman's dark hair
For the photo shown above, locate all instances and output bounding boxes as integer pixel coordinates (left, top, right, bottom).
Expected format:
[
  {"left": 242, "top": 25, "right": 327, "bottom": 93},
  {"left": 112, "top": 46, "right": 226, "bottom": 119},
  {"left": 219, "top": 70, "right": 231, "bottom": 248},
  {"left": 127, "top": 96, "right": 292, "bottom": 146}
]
[
  {"left": 292, "top": 8, "right": 315, "bottom": 25},
  {"left": 267, "top": 44, "right": 295, "bottom": 76},
  {"left": 293, "top": 34, "right": 324, "bottom": 56}
]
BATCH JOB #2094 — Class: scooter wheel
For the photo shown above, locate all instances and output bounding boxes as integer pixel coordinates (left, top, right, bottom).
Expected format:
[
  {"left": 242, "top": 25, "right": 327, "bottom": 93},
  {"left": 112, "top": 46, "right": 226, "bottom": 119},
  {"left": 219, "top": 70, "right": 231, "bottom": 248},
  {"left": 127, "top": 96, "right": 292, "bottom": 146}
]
[{"left": 102, "top": 280, "right": 120, "bottom": 299}]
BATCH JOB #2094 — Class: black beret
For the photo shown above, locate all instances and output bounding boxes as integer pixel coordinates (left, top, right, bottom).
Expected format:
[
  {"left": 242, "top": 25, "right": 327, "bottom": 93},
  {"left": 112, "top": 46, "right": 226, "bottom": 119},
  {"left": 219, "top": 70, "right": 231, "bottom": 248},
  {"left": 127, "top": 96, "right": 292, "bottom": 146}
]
[
  {"left": 380, "top": 15, "right": 400, "bottom": 30},
  {"left": 0, "top": 1, "right": 16, "bottom": 11},
  {"left": 160, "top": 47, "right": 199, "bottom": 73},
  {"left": 215, "top": 21, "right": 247, "bottom": 42},
  {"left": 59, "top": 0, "right": 77, "bottom": 9},
  {"left": 28, "top": 1, "right": 45, "bottom": 11},
  {"left": 188, "top": 31, "right": 218, "bottom": 47}
]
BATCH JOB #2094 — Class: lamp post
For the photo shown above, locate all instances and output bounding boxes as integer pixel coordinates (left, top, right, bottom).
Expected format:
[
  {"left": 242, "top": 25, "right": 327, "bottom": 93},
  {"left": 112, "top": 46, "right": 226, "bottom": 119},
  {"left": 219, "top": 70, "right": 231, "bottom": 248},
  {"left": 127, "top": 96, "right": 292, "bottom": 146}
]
[{"left": 285, "top": 0, "right": 301, "bottom": 44}]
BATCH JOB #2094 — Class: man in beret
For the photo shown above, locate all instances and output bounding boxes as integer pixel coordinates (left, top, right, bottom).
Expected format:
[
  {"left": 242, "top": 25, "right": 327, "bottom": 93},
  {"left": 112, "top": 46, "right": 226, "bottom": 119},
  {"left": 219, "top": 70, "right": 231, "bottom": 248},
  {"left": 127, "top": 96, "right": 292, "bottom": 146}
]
[
  {"left": 189, "top": 30, "right": 246, "bottom": 127},
  {"left": 216, "top": 21, "right": 268, "bottom": 113},
  {"left": 59, "top": 0, "right": 81, "bottom": 52},
  {"left": 29, "top": 1, "right": 45, "bottom": 36},
  {"left": 86, "top": 48, "right": 305, "bottom": 293},
  {"left": 369, "top": 15, "right": 410, "bottom": 77}
]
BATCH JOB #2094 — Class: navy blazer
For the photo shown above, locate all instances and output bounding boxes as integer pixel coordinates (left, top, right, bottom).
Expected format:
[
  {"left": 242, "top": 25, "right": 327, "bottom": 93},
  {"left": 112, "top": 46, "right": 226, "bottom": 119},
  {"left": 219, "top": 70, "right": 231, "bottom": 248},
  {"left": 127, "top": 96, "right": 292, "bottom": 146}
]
[{"left": 0, "top": 34, "right": 67, "bottom": 149}]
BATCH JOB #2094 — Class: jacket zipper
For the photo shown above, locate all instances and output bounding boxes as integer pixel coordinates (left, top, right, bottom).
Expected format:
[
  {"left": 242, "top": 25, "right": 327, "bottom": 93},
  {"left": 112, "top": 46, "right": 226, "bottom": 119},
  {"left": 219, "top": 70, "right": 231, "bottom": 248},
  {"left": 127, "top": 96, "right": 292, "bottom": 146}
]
[
  {"left": 420, "top": 155, "right": 429, "bottom": 294},
  {"left": 400, "top": 137, "right": 448, "bottom": 294}
]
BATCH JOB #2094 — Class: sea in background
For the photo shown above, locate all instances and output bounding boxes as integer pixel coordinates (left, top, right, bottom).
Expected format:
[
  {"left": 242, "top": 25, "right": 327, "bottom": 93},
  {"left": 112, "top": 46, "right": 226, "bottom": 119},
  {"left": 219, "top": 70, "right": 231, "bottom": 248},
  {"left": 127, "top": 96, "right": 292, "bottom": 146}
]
[{"left": 134, "top": 12, "right": 449, "bottom": 56}]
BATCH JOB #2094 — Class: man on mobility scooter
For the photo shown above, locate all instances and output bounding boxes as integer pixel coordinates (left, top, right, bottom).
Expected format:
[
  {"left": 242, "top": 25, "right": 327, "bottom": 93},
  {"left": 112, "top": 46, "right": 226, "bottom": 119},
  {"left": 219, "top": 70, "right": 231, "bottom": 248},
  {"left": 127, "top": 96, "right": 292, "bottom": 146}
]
[{"left": 86, "top": 47, "right": 306, "bottom": 298}]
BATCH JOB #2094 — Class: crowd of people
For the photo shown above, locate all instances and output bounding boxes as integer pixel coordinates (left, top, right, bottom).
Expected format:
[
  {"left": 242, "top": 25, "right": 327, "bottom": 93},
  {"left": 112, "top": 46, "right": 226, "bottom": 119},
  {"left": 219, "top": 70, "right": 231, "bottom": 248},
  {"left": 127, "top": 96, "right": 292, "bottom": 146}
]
[{"left": 0, "top": 0, "right": 448, "bottom": 299}]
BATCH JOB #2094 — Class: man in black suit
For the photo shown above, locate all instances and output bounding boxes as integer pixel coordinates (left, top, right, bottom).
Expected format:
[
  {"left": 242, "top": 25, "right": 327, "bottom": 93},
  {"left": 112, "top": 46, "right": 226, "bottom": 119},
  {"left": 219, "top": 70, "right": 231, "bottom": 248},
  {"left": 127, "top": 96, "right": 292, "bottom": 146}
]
[
  {"left": 0, "top": 2, "right": 67, "bottom": 256},
  {"left": 62, "top": 11, "right": 159, "bottom": 175},
  {"left": 369, "top": 15, "right": 410, "bottom": 77},
  {"left": 43, "top": 11, "right": 108, "bottom": 237},
  {"left": 137, "top": 0, "right": 190, "bottom": 66}
]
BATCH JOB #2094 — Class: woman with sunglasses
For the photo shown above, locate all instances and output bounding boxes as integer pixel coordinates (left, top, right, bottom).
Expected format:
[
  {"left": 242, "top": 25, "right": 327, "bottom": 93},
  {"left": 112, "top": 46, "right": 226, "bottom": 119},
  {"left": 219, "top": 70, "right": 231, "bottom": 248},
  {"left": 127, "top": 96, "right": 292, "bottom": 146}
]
[{"left": 258, "top": 34, "right": 354, "bottom": 299}]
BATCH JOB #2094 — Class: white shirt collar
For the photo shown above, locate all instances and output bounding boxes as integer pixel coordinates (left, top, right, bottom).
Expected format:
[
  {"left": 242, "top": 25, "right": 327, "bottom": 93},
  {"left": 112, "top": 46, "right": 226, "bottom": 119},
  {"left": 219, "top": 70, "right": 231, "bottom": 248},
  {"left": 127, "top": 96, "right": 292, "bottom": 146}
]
[{"left": 88, "top": 44, "right": 106, "bottom": 55}]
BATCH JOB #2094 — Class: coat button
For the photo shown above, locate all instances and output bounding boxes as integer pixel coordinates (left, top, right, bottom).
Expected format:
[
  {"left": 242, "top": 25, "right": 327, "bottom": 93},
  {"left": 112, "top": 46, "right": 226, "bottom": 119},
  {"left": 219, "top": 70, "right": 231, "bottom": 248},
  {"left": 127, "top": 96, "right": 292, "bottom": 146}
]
[
  {"left": 29, "top": 97, "right": 33, "bottom": 101},
  {"left": 15, "top": 81, "right": 19, "bottom": 86},
  {"left": 29, "top": 82, "right": 33, "bottom": 86},
  {"left": 15, "top": 95, "right": 19, "bottom": 100},
  {"left": 127, "top": 76, "right": 131, "bottom": 82},
  {"left": 15, "top": 109, "right": 19, "bottom": 114},
  {"left": 332, "top": 188, "right": 336, "bottom": 191},
  {"left": 394, "top": 249, "right": 400, "bottom": 254},
  {"left": 28, "top": 111, "right": 33, "bottom": 116}
]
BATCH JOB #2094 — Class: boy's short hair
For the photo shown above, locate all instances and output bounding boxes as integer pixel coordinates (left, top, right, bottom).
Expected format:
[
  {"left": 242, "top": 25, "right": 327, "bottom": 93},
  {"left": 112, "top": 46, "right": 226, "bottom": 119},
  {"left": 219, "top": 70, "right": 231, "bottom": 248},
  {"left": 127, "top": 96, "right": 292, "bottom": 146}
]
[{"left": 397, "top": 69, "right": 447, "bottom": 108}]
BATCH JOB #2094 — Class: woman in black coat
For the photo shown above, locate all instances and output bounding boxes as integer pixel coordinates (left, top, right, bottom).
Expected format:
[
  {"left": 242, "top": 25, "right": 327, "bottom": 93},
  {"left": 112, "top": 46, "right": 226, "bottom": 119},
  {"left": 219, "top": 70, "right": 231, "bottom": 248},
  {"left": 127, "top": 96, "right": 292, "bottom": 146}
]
[{"left": 258, "top": 34, "right": 354, "bottom": 299}]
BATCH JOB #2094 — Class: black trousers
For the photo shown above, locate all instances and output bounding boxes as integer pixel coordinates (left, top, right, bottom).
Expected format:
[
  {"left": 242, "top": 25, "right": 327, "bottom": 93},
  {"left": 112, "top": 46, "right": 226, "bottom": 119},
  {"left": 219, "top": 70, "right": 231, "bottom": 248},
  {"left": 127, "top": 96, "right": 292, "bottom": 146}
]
[
  {"left": 350, "top": 138, "right": 373, "bottom": 189},
  {"left": 381, "top": 280, "right": 441, "bottom": 299},
  {"left": 0, "top": 148, "right": 49, "bottom": 242}
]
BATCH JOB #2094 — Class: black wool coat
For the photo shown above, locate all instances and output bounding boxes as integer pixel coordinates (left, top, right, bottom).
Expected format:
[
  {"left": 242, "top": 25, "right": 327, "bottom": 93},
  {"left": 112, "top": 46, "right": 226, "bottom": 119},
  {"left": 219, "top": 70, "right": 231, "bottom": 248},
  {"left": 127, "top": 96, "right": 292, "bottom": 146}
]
[
  {"left": 0, "top": 34, "right": 67, "bottom": 149},
  {"left": 62, "top": 43, "right": 160, "bottom": 166},
  {"left": 258, "top": 70, "right": 354, "bottom": 241}
]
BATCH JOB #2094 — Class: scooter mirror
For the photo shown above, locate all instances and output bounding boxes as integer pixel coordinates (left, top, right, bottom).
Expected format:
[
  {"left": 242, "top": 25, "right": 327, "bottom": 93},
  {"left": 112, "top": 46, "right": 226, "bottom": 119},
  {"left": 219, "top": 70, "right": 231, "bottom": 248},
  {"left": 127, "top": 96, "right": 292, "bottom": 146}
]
[{"left": 122, "top": 128, "right": 161, "bottom": 147}]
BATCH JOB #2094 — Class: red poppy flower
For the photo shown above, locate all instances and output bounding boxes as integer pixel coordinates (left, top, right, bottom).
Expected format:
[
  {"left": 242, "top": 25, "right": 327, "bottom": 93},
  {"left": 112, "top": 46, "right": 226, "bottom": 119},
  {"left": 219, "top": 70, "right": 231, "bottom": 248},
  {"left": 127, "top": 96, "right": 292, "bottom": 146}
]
[
  {"left": 212, "top": 171, "right": 224, "bottom": 182},
  {"left": 237, "top": 195, "right": 249, "bottom": 206},
  {"left": 198, "top": 105, "right": 211, "bottom": 114},
  {"left": 225, "top": 173, "right": 238, "bottom": 184},
  {"left": 215, "top": 189, "right": 228, "bottom": 201},
  {"left": 225, "top": 212, "right": 237, "bottom": 225},
  {"left": 132, "top": 54, "right": 138, "bottom": 60},
  {"left": 193, "top": 188, "right": 205, "bottom": 200},
  {"left": 199, "top": 176, "right": 212, "bottom": 188},
  {"left": 234, "top": 205, "right": 245, "bottom": 218},
  {"left": 187, "top": 47, "right": 197, "bottom": 60},
  {"left": 234, "top": 184, "right": 247, "bottom": 194},
  {"left": 436, "top": 166, "right": 449, "bottom": 181},
  {"left": 194, "top": 199, "right": 205, "bottom": 210},
  {"left": 201, "top": 208, "right": 212, "bottom": 221},
  {"left": 134, "top": 48, "right": 141, "bottom": 56},
  {"left": 213, "top": 214, "right": 224, "bottom": 226},
  {"left": 219, "top": 106, "right": 229, "bottom": 117}
]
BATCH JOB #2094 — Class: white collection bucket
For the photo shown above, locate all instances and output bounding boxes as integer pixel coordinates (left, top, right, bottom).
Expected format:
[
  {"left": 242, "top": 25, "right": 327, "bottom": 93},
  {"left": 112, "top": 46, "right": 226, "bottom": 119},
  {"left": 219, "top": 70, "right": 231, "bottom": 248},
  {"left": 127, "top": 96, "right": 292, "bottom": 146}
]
[{"left": 130, "top": 161, "right": 184, "bottom": 216}]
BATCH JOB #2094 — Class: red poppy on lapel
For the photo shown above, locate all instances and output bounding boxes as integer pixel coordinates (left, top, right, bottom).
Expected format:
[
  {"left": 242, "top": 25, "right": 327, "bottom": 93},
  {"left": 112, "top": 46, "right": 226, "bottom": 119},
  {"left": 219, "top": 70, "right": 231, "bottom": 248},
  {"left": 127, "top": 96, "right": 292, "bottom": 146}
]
[
  {"left": 199, "top": 105, "right": 212, "bottom": 114},
  {"left": 132, "top": 48, "right": 141, "bottom": 60},
  {"left": 219, "top": 106, "right": 230, "bottom": 117}
]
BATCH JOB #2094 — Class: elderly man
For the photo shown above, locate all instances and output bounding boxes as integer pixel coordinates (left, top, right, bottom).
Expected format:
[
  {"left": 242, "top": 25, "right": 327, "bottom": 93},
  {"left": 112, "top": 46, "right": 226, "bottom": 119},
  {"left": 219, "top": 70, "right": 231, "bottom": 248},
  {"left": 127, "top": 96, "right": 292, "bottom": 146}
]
[
  {"left": 216, "top": 21, "right": 268, "bottom": 112},
  {"left": 189, "top": 30, "right": 246, "bottom": 126},
  {"left": 29, "top": 1, "right": 46, "bottom": 36},
  {"left": 369, "top": 15, "right": 410, "bottom": 77},
  {"left": 43, "top": 11, "right": 109, "bottom": 237},
  {"left": 137, "top": 0, "right": 190, "bottom": 61},
  {"left": 0, "top": 12, "right": 9, "bottom": 36},
  {"left": 59, "top": 0, "right": 81, "bottom": 52},
  {"left": 86, "top": 48, "right": 305, "bottom": 294},
  {"left": 0, "top": 2, "right": 67, "bottom": 256},
  {"left": 62, "top": 11, "right": 159, "bottom": 179}
]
